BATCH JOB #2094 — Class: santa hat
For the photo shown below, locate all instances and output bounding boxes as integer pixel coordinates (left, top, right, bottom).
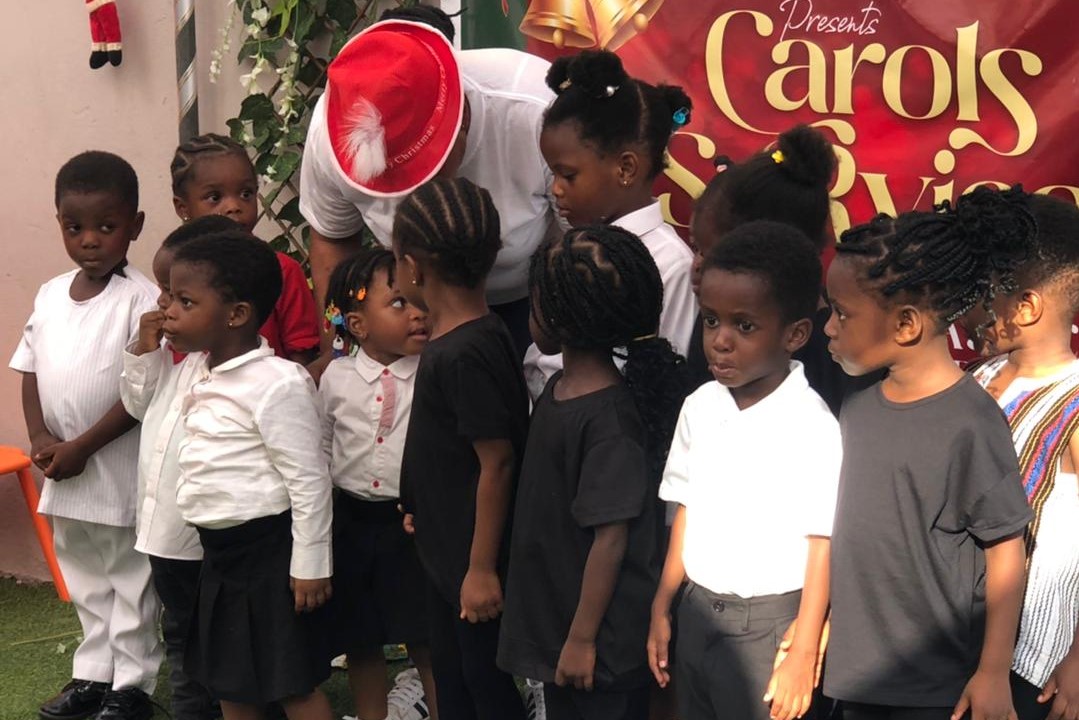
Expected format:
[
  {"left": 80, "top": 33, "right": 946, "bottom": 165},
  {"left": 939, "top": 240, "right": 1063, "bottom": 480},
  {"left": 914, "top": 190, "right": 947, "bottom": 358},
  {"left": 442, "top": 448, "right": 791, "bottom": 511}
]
[{"left": 324, "top": 20, "right": 464, "bottom": 197}]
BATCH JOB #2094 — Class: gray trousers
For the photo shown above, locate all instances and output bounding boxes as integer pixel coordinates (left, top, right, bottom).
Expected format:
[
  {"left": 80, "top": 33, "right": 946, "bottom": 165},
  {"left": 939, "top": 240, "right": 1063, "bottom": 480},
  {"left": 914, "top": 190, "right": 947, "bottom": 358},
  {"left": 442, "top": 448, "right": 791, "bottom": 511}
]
[{"left": 675, "top": 583, "right": 804, "bottom": 720}]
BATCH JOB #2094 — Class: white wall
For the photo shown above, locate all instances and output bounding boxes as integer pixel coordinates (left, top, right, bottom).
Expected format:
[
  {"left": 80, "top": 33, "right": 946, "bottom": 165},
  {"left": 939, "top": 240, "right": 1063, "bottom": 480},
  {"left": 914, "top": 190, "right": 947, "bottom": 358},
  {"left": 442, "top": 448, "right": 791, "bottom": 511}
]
[{"left": 0, "top": 0, "right": 248, "bottom": 579}]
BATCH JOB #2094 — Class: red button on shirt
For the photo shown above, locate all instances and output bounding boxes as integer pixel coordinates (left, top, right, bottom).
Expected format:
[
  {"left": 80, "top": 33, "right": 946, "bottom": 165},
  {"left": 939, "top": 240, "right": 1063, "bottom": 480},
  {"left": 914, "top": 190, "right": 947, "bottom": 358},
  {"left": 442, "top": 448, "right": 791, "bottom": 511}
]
[
  {"left": 376, "top": 437, "right": 384, "bottom": 444},
  {"left": 372, "top": 480, "right": 381, "bottom": 489}
]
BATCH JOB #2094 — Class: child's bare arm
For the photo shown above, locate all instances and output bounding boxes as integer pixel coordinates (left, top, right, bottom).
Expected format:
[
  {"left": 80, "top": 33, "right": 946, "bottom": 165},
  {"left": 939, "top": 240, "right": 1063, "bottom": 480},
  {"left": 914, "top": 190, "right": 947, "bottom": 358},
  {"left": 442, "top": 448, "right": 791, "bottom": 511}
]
[
  {"left": 766, "top": 536, "right": 831, "bottom": 720},
  {"left": 21, "top": 373, "right": 59, "bottom": 470},
  {"left": 42, "top": 401, "right": 138, "bottom": 481},
  {"left": 952, "top": 533, "right": 1026, "bottom": 720},
  {"left": 459, "top": 437, "right": 515, "bottom": 623},
  {"left": 648, "top": 504, "right": 687, "bottom": 688},
  {"left": 557, "top": 522, "right": 628, "bottom": 691}
]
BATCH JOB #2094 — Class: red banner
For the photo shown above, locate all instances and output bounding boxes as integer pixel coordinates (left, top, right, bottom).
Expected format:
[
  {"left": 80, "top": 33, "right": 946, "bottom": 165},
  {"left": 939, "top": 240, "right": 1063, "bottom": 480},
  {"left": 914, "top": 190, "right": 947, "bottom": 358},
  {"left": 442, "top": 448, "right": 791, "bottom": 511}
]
[{"left": 518, "top": 0, "right": 1079, "bottom": 357}]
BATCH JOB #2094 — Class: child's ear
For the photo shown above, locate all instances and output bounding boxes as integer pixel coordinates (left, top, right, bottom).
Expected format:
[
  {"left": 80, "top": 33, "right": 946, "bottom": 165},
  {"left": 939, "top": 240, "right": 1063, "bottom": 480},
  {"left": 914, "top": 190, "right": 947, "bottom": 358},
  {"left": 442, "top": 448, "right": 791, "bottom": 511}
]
[
  {"left": 345, "top": 311, "right": 367, "bottom": 342},
  {"left": 784, "top": 317, "right": 812, "bottom": 354},
  {"left": 173, "top": 196, "right": 190, "bottom": 222},
  {"left": 226, "top": 301, "right": 255, "bottom": 330},
  {"left": 893, "top": 305, "right": 924, "bottom": 346},
  {"left": 1014, "top": 289, "right": 1043, "bottom": 326},
  {"left": 617, "top": 150, "right": 641, "bottom": 187},
  {"left": 130, "top": 211, "right": 145, "bottom": 242}
]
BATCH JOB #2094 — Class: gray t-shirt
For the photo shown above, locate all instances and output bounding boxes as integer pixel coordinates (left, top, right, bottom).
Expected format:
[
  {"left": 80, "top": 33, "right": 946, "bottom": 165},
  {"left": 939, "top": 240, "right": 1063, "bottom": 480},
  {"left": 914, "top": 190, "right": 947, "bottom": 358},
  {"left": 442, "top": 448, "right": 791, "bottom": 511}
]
[{"left": 824, "top": 375, "right": 1032, "bottom": 707}]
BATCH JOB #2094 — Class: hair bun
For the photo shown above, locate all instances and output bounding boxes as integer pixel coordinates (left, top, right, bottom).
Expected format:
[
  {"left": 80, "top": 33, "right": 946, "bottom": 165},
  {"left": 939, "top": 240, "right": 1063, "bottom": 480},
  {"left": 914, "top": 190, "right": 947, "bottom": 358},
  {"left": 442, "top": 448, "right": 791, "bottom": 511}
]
[
  {"left": 547, "top": 50, "right": 629, "bottom": 99},
  {"left": 774, "top": 125, "right": 836, "bottom": 188}
]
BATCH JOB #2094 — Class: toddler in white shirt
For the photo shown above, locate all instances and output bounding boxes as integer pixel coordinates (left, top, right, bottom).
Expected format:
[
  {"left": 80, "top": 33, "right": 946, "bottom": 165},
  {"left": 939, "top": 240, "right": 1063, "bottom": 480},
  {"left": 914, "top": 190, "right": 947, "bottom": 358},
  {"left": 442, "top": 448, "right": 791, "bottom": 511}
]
[
  {"left": 320, "top": 247, "right": 437, "bottom": 720},
  {"left": 163, "top": 229, "right": 334, "bottom": 720}
]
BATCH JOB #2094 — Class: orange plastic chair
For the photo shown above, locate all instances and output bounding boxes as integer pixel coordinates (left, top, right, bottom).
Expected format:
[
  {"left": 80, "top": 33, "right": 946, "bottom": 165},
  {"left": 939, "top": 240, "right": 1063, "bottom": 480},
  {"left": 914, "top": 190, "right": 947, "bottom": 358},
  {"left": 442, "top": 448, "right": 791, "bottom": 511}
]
[{"left": 0, "top": 446, "right": 70, "bottom": 602}]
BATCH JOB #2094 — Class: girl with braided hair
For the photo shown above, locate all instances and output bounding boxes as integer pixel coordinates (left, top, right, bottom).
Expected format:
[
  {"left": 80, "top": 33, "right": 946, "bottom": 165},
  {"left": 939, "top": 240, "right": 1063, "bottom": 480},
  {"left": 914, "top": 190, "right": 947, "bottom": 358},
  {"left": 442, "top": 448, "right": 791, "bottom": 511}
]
[
  {"left": 394, "top": 177, "right": 530, "bottom": 720},
  {"left": 498, "top": 224, "right": 685, "bottom": 719},
  {"left": 822, "top": 186, "right": 1036, "bottom": 720},
  {"left": 523, "top": 48, "right": 698, "bottom": 401}
]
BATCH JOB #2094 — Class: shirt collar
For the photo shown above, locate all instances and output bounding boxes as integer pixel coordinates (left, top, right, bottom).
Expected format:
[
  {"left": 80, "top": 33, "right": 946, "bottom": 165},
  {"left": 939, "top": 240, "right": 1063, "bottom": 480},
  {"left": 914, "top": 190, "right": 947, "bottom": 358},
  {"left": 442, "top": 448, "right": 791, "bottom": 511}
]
[
  {"left": 353, "top": 347, "right": 419, "bottom": 383},
  {"left": 205, "top": 337, "right": 274, "bottom": 375},
  {"left": 612, "top": 201, "right": 665, "bottom": 237},
  {"left": 712, "top": 361, "right": 810, "bottom": 417}
]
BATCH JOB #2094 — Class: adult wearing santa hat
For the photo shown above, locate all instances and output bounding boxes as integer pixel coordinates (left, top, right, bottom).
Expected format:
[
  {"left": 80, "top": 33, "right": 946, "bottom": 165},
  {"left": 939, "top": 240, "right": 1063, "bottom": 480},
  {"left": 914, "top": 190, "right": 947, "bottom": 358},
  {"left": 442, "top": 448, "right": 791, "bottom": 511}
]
[{"left": 299, "top": 13, "right": 557, "bottom": 356}]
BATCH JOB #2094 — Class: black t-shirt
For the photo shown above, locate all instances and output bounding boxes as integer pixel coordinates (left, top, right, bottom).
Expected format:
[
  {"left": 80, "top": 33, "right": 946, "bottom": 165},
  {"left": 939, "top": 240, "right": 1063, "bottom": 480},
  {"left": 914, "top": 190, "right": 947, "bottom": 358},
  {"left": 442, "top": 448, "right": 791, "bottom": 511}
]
[
  {"left": 497, "top": 376, "right": 659, "bottom": 690},
  {"left": 825, "top": 375, "right": 1032, "bottom": 707},
  {"left": 399, "top": 313, "right": 530, "bottom": 605},
  {"left": 687, "top": 306, "right": 881, "bottom": 414}
]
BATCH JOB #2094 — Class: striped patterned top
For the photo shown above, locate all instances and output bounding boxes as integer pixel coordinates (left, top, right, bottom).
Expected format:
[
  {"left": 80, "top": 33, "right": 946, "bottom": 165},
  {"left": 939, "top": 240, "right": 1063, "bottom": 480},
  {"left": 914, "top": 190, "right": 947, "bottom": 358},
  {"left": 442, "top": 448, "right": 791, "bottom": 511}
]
[
  {"left": 9, "top": 268, "right": 158, "bottom": 526},
  {"left": 972, "top": 356, "right": 1079, "bottom": 687}
]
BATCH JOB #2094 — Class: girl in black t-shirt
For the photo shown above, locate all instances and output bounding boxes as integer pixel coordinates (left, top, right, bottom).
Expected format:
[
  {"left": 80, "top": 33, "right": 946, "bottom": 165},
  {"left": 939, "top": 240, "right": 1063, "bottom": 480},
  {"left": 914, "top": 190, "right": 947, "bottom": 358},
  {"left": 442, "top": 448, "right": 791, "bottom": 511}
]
[
  {"left": 394, "top": 177, "right": 530, "bottom": 720},
  {"left": 497, "top": 225, "right": 688, "bottom": 720}
]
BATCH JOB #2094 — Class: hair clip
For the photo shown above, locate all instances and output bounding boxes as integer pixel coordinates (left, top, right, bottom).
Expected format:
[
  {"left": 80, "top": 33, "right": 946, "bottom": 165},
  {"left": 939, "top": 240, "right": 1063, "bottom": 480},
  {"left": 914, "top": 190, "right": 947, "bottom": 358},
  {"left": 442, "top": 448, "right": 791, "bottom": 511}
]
[
  {"left": 559, "top": 78, "right": 572, "bottom": 91},
  {"left": 631, "top": 333, "right": 657, "bottom": 343},
  {"left": 771, "top": 149, "right": 785, "bottom": 164},
  {"left": 323, "top": 301, "right": 345, "bottom": 330},
  {"left": 603, "top": 84, "right": 619, "bottom": 98},
  {"left": 672, "top": 107, "right": 690, "bottom": 128},
  {"left": 351, "top": 286, "right": 367, "bottom": 302}
]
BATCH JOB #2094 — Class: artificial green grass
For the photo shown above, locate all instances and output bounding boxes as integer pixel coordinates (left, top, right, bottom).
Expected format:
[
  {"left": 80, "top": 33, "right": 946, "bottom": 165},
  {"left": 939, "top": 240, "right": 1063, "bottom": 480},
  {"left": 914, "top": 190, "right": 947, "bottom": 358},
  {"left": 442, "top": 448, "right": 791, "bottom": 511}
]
[{"left": 0, "top": 577, "right": 364, "bottom": 720}]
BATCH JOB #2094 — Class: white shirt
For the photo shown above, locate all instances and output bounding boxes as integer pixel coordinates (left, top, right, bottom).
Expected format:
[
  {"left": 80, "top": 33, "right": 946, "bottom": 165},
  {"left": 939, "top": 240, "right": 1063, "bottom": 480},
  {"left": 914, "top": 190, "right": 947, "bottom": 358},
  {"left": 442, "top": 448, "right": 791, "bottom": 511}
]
[
  {"left": 523, "top": 201, "right": 698, "bottom": 400},
  {"left": 319, "top": 349, "right": 417, "bottom": 501},
  {"left": 991, "top": 361, "right": 1079, "bottom": 687},
  {"left": 9, "top": 268, "right": 158, "bottom": 526},
  {"left": 176, "top": 341, "right": 332, "bottom": 579},
  {"left": 659, "top": 363, "right": 842, "bottom": 597},
  {"left": 300, "top": 48, "right": 557, "bottom": 305},
  {"left": 120, "top": 345, "right": 204, "bottom": 560}
]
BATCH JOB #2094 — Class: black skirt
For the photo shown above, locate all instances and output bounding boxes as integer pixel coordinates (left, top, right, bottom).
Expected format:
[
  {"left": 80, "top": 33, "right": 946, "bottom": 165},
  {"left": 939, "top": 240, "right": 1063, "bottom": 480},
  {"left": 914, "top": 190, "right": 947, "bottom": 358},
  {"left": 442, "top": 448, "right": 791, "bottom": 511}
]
[{"left": 185, "top": 511, "right": 332, "bottom": 704}]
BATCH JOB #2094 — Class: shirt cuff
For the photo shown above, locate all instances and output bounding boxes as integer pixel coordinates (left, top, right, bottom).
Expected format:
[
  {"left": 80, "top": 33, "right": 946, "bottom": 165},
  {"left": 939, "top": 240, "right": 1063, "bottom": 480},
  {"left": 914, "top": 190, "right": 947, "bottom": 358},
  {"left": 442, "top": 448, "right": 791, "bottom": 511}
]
[
  {"left": 122, "top": 346, "right": 163, "bottom": 383},
  {"left": 658, "top": 481, "right": 688, "bottom": 506},
  {"left": 289, "top": 539, "right": 332, "bottom": 579}
]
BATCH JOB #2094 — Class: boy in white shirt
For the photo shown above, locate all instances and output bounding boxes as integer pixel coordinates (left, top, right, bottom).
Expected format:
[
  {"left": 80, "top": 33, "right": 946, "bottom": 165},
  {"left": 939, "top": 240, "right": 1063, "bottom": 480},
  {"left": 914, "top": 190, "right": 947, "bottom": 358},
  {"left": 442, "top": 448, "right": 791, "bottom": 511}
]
[
  {"left": 647, "top": 222, "right": 841, "bottom": 720},
  {"left": 11, "top": 151, "right": 162, "bottom": 720},
  {"left": 120, "top": 216, "right": 238, "bottom": 720}
]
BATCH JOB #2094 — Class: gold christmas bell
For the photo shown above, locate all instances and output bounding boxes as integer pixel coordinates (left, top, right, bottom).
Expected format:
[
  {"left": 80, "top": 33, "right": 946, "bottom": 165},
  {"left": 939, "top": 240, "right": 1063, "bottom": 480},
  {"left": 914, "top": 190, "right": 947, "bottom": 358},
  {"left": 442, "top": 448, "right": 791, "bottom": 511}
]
[
  {"left": 589, "top": 0, "right": 664, "bottom": 50},
  {"left": 519, "top": 0, "right": 597, "bottom": 49}
]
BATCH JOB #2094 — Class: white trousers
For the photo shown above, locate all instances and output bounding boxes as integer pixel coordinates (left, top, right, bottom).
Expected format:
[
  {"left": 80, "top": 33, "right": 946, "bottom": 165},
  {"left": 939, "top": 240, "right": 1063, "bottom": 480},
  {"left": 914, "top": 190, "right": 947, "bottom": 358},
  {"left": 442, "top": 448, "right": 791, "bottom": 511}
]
[{"left": 52, "top": 517, "right": 163, "bottom": 693}]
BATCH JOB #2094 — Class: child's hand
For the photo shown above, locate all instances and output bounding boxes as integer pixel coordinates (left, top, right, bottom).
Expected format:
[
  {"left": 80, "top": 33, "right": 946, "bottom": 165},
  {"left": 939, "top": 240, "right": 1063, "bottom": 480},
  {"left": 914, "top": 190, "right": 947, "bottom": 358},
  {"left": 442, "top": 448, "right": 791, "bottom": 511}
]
[
  {"left": 459, "top": 567, "right": 502, "bottom": 623},
  {"left": 290, "top": 576, "right": 332, "bottom": 613},
  {"left": 952, "top": 668, "right": 1017, "bottom": 720},
  {"left": 135, "top": 311, "right": 166, "bottom": 355},
  {"left": 41, "top": 439, "right": 91, "bottom": 480},
  {"left": 30, "top": 431, "right": 61, "bottom": 472},
  {"left": 402, "top": 512, "right": 415, "bottom": 535},
  {"left": 1039, "top": 650, "right": 1079, "bottom": 720},
  {"left": 555, "top": 636, "right": 596, "bottom": 691},
  {"left": 764, "top": 647, "right": 816, "bottom": 720},
  {"left": 647, "top": 608, "right": 673, "bottom": 688},
  {"left": 774, "top": 617, "right": 830, "bottom": 687}
]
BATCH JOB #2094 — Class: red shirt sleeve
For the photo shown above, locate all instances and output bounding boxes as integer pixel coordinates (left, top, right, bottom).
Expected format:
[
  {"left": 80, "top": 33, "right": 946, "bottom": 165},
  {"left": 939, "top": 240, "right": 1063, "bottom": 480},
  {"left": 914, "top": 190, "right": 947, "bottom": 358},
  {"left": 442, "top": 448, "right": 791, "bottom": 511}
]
[{"left": 264, "top": 252, "right": 319, "bottom": 357}]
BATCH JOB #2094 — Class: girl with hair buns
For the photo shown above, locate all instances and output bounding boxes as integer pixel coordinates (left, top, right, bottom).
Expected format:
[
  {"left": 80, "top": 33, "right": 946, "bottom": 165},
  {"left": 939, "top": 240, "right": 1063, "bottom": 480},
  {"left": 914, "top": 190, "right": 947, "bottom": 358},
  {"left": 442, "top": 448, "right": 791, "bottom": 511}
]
[{"left": 523, "top": 49, "right": 698, "bottom": 401}]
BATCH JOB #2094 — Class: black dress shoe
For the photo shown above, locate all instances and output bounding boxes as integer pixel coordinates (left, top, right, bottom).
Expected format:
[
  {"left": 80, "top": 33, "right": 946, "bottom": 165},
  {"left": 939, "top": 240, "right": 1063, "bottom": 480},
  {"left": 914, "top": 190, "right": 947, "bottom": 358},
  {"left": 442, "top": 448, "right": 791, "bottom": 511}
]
[
  {"left": 95, "top": 688, "right": 153, "bottom": 720},
  {"left": 39, "top": 679, "right": 109, "bottom": 720}
]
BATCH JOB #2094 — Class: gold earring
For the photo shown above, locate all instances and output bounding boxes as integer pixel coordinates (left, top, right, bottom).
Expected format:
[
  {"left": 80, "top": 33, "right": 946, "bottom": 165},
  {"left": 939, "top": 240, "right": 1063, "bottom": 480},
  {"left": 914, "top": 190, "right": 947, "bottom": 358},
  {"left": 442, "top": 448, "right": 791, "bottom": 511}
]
[
  {"left": 620, "top": 178, "right": 629, "bottom": 187},
  {"left": 182, "top": 215, "right": 190, "bottom": 221},
  {"left": 227, "top": 321, "right": 234, "bottom": 328}
]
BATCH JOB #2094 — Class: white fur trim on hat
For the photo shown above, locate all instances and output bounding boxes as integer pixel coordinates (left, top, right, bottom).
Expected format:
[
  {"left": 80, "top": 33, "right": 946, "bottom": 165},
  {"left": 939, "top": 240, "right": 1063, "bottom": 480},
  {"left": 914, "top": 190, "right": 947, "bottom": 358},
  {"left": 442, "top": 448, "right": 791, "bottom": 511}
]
[{"left": 341, "top": 96, "right": 387, "bottom": 182}]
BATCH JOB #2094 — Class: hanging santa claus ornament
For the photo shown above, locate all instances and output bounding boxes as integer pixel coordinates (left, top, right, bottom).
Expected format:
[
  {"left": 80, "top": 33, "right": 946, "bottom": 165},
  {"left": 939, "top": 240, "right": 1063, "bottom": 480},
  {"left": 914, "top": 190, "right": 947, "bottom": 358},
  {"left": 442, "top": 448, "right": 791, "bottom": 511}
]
[{"left": 86, "top": 0, "right": 123, "bottom": 69}]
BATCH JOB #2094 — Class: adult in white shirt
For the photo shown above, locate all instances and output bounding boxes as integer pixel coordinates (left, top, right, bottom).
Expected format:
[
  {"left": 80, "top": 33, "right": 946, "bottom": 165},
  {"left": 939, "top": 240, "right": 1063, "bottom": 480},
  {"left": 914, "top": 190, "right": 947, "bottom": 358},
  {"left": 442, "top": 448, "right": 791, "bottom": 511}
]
[{"left": 299, "top": 8, "right": 557, "bottom": 354}]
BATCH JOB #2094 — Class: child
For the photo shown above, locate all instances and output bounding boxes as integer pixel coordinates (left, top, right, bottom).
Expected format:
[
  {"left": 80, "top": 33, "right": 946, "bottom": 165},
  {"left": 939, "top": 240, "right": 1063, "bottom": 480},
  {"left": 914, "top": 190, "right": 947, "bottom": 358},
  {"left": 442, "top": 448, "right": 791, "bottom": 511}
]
[
  {"left": 164, "top": 230, "right": 334, "bottom": 720},
  {"left": 171, "top": 132, "right": 320, "bottom": 364},
  {"left": 120, "top": 215, "right": 239, "bottom": 720},
  {"left": 822, "top": 187, "right": 1035, "bottom": 720},
  {"left": 394, "top": 177, "right": 530, "bottom": 720},
  {"left": 320, "top": 248, "right": 438, "bottom": 720},
  {"left": 498, "top": 225, "right": 685, "bottom": 719},
  {"left": 966, "top": 193, "right": 1079, "bottom": 720},
  {"left": 523, "top": 49, "right": 697, "bottom": 400},
  {"left": 687, "top": 125, "right": 874, "bottom": 410},
  {"left": 11, "top": 151, "right": 163, "bottom": 720},
  {"left": 648, "top": 221, "right": 841, "bottom": 720}
]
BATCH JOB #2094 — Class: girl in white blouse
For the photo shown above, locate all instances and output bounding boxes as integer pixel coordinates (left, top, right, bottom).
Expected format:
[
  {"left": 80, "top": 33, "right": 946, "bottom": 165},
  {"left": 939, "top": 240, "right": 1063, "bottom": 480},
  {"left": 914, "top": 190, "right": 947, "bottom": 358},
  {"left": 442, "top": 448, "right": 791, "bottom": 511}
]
[
  {"left": 319, "top": 247, "right": 438, "bottom": 720},
  {"left": 163, "top": 229, "right": 334, "bottom": 720}
]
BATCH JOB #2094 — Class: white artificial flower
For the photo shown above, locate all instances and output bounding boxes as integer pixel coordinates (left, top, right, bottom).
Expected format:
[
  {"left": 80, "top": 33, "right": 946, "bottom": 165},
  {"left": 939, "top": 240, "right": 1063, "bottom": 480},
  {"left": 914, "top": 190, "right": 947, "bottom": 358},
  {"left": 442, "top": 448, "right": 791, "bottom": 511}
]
[{"left": 251, "top": 6, "right": 271, "bottom": 26}]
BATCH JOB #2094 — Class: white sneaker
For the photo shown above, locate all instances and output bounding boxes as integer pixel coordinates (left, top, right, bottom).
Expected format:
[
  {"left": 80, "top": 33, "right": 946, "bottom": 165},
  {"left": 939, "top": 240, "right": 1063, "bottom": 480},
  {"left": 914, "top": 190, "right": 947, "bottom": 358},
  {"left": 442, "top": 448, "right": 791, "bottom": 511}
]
[
  {"left": 387, "top": 667, "right": 429, "bottom": 720},
  {"left": 524, "top": 679, "right": 546, "bottom": 720}
]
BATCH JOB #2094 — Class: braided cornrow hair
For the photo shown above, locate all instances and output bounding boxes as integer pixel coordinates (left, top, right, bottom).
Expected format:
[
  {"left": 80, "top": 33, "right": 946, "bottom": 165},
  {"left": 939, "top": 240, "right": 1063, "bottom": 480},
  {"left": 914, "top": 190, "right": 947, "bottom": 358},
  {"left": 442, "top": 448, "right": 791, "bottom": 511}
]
[
  {"left": 835, "top": 185, "right": 1035, "bottom": 334},
  {"left": 325, "top": 247, "right": 397, "bottom": 343},
  {"left": 530, "top": 224, "right": 690, "bottom": 484},
  {"left": 170, "top": 132, "right": 254, "bottom": 196},
  {"left": 392, "top": 177, "right": 501, "bottom": 289},
  {"left": 544, "top": 50, "right": 692, "bottom": 179}
]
